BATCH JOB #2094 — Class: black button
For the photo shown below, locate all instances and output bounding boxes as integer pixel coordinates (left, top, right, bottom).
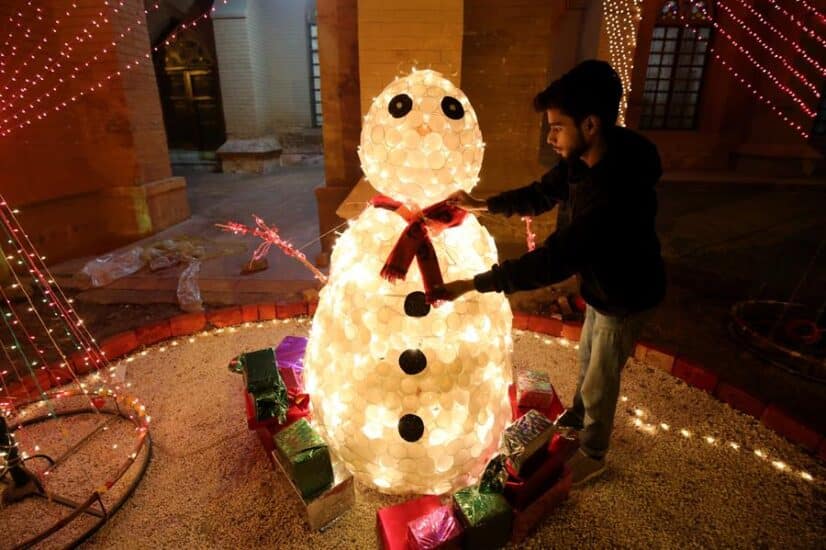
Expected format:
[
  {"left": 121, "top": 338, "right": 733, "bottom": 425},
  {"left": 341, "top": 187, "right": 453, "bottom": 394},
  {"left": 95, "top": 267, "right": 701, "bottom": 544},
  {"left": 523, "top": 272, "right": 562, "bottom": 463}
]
[
  {"left": 398, "top": 414, "right": 424, "bottom": 442},
  {"left": 404, "top": 291, "right": 430, "bottom": 317},
  {"left": 399, "top": 349, "right": 427, "bottom": 375},
  {"left": 389, "top": 94, "right": 413, "bottom": 118},
  {"left": 441, "top": 96, "right": 464, "bottom": 120}
]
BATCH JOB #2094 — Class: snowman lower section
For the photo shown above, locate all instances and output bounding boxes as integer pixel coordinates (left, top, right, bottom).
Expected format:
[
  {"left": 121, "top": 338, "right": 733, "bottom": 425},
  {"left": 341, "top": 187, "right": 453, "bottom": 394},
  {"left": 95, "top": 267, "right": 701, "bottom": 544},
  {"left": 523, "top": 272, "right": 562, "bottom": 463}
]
[{"left": 303, "top": 208, "right": 513, "bottom": 495}]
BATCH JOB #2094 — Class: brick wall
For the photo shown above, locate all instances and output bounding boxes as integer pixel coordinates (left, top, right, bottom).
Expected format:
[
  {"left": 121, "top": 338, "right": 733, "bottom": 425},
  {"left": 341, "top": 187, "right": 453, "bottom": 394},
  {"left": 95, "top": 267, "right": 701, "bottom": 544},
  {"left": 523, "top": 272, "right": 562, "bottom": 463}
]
[
  {"left": 358, "top": 0, "right": 464, "bottom": 115},
  {"left": 0, "top": 0, "right": 186, "bottom": 262},
  {"left": 213, "top": 4, "right": 267, "bottom": 138},
  {"left": 258, "top": 0, "right": 315, "bottom": 130}
]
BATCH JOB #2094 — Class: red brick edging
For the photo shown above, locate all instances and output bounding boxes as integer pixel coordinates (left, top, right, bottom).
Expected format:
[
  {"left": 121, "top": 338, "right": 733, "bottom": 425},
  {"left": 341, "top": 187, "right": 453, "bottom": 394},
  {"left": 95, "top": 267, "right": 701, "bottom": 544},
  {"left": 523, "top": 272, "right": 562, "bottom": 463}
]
[
  {"left": 514, "top": 311, "right": 826, "bottom": 461},
  {"left": 3, "top": 304, "right": 822, "bottom": 462}
]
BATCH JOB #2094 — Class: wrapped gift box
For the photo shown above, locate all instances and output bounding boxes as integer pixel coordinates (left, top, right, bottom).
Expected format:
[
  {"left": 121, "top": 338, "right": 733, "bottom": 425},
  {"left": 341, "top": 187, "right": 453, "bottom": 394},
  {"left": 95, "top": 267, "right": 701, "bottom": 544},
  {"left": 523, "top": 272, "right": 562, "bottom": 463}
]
[
  {"left": 275, "top": 336, "right": 307, "bottom": 390},
  {"left": 273, "top": 418, "right": 333, "bottom": 499},
  {"left": 271, "top": 445, "right": 355, "bottom": 531},
  {"left": 377, "top": 495, "right": 443, "bottom": 550},
  {"left": 510, "top": 464, "right": 572, "bottom": 543},
  {"left": 516, "top": 369, "right": 553, "bottom": 410},
  {"left": 240, "top": 347, "right": 279, "bottom": 393},
  {"left": 504, "top": 433, "right": 578, "bottom": 510},
  {"left": 501, "top": 409, "right": 556, "bottom": 475},
  {"left": 407, "top": 505, "right": 463, "bottom": 550},
  {"left": 453, "top": 486, "right": 512, "bottom": 550}
]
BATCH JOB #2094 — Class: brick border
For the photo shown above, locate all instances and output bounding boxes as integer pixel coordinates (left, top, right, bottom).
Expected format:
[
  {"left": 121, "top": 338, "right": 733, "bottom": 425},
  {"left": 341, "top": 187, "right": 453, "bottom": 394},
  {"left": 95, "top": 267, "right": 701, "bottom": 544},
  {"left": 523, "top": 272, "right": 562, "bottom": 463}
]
[
  {"left": 4, "top": 303, "right": 821, "bottom": 461},
  {"left": 516, "top": 313, "right": 824, "bottom": 457}
]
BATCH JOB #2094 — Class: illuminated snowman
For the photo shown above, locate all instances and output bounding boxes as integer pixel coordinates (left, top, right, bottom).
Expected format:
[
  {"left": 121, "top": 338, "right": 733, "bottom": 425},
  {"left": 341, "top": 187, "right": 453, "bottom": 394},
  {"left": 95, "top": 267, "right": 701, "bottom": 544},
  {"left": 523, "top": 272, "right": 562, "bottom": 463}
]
[{"left": 303, "top": 69, "right": 512, "bottom": 495}]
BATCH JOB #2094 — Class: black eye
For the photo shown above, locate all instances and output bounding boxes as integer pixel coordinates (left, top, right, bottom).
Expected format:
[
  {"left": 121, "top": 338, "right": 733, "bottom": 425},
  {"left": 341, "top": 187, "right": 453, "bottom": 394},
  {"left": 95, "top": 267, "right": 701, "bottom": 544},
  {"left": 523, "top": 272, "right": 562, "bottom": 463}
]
[
  {"left": 441, "top": 96, "right": 464, "bottom": 120},
  {"left": 389, "top": 94, "right": 413, "bottom": 118}
]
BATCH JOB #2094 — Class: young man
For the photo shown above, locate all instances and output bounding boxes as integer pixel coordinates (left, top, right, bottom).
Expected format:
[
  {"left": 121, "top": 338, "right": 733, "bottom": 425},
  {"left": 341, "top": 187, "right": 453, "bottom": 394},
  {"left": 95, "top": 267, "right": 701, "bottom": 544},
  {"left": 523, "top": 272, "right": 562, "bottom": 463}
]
[{"left": 441, "top": 60, "right": 666, "bottom": 487}]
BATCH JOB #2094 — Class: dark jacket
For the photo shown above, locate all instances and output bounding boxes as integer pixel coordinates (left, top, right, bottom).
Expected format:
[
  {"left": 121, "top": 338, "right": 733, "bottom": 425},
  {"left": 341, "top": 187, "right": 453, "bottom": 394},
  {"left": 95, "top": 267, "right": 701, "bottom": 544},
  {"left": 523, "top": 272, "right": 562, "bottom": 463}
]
[{"left": 473, "top": 126, "right": 666, "bottom": 317}]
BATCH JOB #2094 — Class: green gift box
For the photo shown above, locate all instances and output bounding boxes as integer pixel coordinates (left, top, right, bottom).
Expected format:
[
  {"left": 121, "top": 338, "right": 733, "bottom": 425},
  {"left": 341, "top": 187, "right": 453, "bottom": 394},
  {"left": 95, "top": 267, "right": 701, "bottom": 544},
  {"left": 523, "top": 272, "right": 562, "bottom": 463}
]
[
  {"left": 453, "top": 485, "right": 512, "bottom": 550},
  {"left": 241, "top": 347, "right": 279, "bottom": 394},
  {"left": 274, "top": 419, "right": 333, "bottom": 499}
]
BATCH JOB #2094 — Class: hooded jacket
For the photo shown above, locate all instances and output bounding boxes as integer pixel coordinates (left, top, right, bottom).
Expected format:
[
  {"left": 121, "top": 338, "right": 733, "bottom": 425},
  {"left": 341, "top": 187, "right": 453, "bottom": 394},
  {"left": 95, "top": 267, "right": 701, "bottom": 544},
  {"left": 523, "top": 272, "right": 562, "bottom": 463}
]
[{"left": 473, "top": 126, "right": 666, "bottom": 316}]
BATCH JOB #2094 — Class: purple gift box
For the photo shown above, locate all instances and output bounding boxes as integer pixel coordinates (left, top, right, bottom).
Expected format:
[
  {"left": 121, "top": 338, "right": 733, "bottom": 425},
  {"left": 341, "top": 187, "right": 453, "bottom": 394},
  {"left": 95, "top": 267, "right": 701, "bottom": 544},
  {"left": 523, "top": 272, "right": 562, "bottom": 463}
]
[
  {"left": 407, "top": 505, "right": 463, "bottom": 550},
  {"left": 275, "top": 336, "right": 307, "bottom": 391}
]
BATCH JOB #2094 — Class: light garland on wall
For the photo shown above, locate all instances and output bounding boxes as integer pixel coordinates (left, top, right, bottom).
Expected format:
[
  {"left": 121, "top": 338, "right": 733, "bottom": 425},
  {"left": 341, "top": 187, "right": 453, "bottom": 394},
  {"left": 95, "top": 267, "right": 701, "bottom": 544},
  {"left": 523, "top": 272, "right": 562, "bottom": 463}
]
[
  {"left": 705, "top": 17, "right": 816, "bottom": 117},
  {"left": 0, "top": 1, "right": 229, "bottom": 137},
  {"left": 0, "top": 2, "right": 40, "bottom": 71},
  {"left": 727, "top": 0, "right": 825, "bottom": 76},
  {"left": 717, "top": 0, "right": 824, "bottom": 96},
  {"left": 792, "top": 0, "right": 826, "bottom": 23},
  {"left": 0, "top": 0, "right": 131, "bottom": 113},
  {"left": 677, "top": 18, "right": 812, "bottom": 140},
  {"left": 602, "top": 0, "right": 644, "bottom": 126},
  {"left": 765, "top": 0, "right": 826, "bottom": 49}
]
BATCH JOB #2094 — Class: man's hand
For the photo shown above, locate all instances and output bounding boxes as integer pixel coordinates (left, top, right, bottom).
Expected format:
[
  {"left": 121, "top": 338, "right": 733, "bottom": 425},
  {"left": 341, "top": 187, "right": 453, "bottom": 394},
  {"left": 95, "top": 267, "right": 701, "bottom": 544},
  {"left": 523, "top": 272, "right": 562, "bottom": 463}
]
[
  {"left": 436, "top": 279, "right": 476, "bottom": 301},
  {"left": 446, "top": 190, "right": 488, "bottom": 212}
]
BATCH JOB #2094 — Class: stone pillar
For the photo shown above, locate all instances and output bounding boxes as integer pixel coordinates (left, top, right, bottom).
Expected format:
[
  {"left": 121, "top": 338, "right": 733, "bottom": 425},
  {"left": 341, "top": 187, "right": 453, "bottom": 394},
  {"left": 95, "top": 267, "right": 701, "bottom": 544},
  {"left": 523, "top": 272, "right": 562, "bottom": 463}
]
[
  {"left": 212, "top": 0, "right": 281, "bottom": 172},
  {"left": 0, "top": 0, "right": 189, "bottom": 263}
]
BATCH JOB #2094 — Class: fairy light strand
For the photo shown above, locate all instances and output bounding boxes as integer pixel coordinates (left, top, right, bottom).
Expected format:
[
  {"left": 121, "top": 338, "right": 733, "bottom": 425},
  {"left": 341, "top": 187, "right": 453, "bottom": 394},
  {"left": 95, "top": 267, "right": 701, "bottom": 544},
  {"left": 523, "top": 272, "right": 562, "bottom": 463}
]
[
  {"left": 0, "top": 1, "right": 231, "bottom": 137},
  {"left": 678, "top": 17, "right": 811, "bottom": 139},
  {"left": 765, "top": 0, "right": 826, "bottom": 49},
  {"left": 718, "top": 0, "right": 825, "bottom": 77}
]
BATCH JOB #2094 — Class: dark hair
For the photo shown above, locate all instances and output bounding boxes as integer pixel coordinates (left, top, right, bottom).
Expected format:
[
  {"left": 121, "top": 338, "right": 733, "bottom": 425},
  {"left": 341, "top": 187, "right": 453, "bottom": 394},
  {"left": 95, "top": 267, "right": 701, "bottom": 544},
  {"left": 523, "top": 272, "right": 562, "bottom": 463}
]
[{"left": 533, "top": 60, "right": 623, "bottom": 127}]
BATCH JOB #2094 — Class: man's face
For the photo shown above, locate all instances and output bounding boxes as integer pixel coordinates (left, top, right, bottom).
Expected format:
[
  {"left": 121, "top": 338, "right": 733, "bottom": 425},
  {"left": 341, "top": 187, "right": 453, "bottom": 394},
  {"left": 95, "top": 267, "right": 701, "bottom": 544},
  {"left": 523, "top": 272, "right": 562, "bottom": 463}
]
[{"left": 546, "top": 108, "right": 587, "bottom": 160}]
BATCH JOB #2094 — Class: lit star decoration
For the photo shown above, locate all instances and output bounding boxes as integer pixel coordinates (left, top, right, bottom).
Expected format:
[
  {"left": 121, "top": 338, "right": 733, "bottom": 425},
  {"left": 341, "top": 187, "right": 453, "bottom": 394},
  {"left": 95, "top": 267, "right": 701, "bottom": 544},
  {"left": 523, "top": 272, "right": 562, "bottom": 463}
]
[{"left": 216, "top": 216, "right": 328, "bottom": 284}]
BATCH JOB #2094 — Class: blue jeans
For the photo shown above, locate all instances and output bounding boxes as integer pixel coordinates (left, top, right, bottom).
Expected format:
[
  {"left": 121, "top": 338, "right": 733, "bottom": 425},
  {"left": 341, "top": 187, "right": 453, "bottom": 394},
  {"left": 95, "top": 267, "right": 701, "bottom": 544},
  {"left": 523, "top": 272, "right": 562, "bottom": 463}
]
[{"left": 571, "top": 305, "right": 651, "bottom": 459}]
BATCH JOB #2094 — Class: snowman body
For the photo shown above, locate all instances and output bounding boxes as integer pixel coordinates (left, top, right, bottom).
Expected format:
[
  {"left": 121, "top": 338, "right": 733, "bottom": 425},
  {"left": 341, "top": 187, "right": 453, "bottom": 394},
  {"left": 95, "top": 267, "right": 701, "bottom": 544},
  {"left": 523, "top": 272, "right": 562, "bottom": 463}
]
[{"left": 303, "top": 70, "right": 513, "bottom": 495}]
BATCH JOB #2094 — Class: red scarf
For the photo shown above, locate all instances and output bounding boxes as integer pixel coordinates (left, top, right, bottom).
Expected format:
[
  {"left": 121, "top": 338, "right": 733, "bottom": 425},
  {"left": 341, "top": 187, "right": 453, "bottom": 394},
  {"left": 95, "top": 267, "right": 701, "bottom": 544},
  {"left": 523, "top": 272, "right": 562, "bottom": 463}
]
[{"left": 370, "top": 194, "right": 467, "bottom": 304}]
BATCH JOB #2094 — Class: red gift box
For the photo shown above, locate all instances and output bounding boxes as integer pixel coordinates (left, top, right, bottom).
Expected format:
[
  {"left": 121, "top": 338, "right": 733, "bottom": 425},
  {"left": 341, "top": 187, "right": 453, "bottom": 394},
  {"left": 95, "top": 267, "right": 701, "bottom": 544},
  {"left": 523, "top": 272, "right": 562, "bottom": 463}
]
[
  {"left": 244, "top": 389, "right": 311, "bottom": 432},
  {"left": 516, "top": 370, "right": 553, "bottom": 410},
  {"left": 504, "top": 433, "right": 579, "bottom": 510},
  {"left": 377, "top": 495, "right": 443, "bottom": 550},
  {"left": 509, "top": 384, "right": 564, "bottom": 423},
  {"left": 511, "top": 464, "right": 572, "bottom": 543}
]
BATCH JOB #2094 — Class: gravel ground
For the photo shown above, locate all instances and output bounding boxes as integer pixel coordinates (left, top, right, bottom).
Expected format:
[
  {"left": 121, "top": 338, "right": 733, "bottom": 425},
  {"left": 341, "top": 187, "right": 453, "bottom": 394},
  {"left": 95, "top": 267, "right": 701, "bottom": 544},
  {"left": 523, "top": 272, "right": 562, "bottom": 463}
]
[{"left": 3, "top": 319, "right": 823, "bottom": 549}]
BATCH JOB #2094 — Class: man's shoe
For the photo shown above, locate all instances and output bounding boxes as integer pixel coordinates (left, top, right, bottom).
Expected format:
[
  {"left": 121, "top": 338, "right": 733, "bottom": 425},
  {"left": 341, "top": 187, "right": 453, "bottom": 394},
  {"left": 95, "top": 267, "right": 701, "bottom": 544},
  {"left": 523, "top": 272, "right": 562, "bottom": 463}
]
[
  {"left": 555, "top": 408, "right": 584, "bottom": 431},
  {"left": 567, "top": 449, "right": 606, "bottom": 488}
]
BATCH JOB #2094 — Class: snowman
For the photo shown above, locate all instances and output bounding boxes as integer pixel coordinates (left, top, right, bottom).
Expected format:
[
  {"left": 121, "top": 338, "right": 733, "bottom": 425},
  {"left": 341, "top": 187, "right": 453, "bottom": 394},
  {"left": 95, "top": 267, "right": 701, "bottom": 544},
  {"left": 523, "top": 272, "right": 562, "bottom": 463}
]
[{"left": 303, "top": 69, "right": 513, "bottom": 495}]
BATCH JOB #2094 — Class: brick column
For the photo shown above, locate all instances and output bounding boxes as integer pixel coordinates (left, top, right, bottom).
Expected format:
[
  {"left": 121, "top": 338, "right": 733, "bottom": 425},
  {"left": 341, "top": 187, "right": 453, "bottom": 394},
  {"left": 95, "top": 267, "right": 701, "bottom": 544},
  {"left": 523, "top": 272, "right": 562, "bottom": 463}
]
[
  {"left": 315, "top": 0, "right": 362, "bottom": 264},
  {"left": 0, "top": 0, "right": 189, "bottom": 263}
]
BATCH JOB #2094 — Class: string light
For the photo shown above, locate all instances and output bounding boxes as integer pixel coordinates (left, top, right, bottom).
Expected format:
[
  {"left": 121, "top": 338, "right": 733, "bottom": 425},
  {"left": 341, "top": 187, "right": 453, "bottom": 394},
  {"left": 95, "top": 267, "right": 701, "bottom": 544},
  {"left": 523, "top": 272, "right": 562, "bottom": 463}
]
[
  {"left": 765, "top": 0, "right": 826, "bottom": 49},
  {"left": 0, "top": 1, "right": 232, "bottom": 138},
  {"left": 603, "top": 0, "right": 644, "bottom": 126},
  {"left": 676, "top": 20, "right": 811, "bottom": 139},
  {"left": 0, "top": 1, "right": 132, "bottom": 116},
  {"left": 712, "top": 3, "right": 826, "bottom": 97},
  {"left": 727, "top": 0, "right": 825, "bottom": 77}
]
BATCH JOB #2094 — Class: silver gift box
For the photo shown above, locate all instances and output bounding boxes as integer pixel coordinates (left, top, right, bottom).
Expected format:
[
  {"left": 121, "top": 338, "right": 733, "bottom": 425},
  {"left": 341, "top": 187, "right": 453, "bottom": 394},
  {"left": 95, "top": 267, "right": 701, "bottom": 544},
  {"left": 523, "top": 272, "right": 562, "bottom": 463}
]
[{"left": 271, "top": 449, "right": 355, "bottom": 531}]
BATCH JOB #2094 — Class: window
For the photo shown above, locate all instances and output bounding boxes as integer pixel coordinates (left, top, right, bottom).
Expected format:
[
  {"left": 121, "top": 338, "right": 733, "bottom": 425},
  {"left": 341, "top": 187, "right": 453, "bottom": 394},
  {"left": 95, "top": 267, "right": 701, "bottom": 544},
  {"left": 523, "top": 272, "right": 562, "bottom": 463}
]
[
  {"left": 309, "top": 22, "right": 322, "bottom": 127},
  {"left": 640, "top": 1, "right": 712, "bottom": 130}
]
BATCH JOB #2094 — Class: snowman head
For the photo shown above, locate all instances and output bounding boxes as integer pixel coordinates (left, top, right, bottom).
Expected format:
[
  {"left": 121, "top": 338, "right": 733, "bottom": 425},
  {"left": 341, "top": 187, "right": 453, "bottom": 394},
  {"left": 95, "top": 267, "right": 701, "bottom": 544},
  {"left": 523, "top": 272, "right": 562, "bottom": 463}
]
[{"left": 359, "top": 69, "right": 484, "bottom": 206}]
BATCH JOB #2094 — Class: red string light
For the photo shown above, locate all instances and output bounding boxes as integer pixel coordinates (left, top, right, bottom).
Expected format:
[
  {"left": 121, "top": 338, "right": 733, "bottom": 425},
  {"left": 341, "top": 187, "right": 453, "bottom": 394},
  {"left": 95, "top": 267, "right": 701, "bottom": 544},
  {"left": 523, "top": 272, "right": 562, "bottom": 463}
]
[
  {"left": 726, "top": 0, "right": 825, "bottom": 76},
  {"left": 765, "top": 0, "right": 826, "bottom": 49},
  {"left": 0, "top": 2, "right": 229, "bottom": 138},
  {"left": 216, "top": 216, "right": 329, "bottom": 283},
  {"left": 0, "top": 1, "right": 130, "bottom": 111},
  {"left": 706, "top": 18, "right": 817, "bottom": 116},
  {"left": 680, "top": 18, "right": 810, "bottom": 139},
  {"left": 792, "top": 0, "right": 826, "bottom": 23},
  {"left": 717, "top": 1, "right": 824, "bottom": 95}
]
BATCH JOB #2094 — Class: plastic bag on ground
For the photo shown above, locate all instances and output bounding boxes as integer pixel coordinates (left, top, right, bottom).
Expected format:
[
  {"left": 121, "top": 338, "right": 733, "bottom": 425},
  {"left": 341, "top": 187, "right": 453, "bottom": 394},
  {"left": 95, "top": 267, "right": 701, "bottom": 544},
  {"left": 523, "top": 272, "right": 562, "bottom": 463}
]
[
  {"left": 78, "top": 247, "right": 145, "bottom": 288},
  {"left": 177, "top": 259, "right": 204, "bottom": 312}
]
